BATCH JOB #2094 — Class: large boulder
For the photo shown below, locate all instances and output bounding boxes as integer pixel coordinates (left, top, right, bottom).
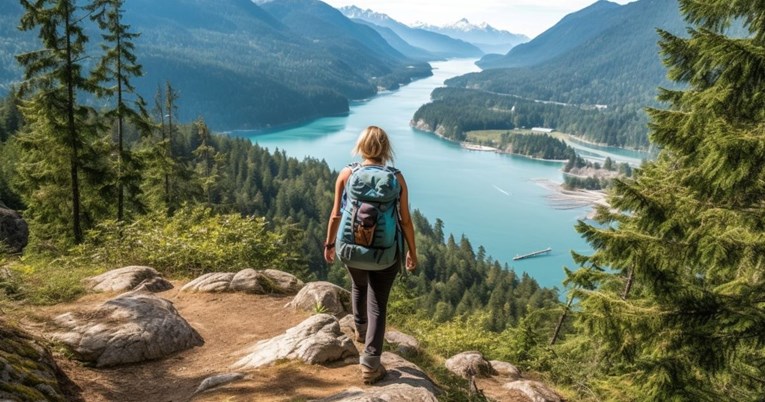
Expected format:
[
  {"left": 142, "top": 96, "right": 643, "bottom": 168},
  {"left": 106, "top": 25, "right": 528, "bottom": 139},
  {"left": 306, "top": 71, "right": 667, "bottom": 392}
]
[
  {"left": 84, "top": 266, "right": 172, "bottom": 293},
  {"left": 51, "top": 292, "right": 204, "bottom": 367},
  {"left": 232, "top": 313, "right": 357, "bottom": 369},
  {"left": 261, "top": 269, "right": 304, "bottom": 294},
  {"left": 445, "top": 351, "right": 497, "bottom": 379},
  {"left": 181, "top": 269, "right": 304, "bottom": 294},
  {"left": 503, "top": 380, "right": 562, "bottom": 402},
  {"left": 316, "top": 352, "right": 439, "bottom": 402},
  {"left": 181, "top": 272, "right": 235, "bottom": 293},
  {"left": 0, "top": 206, "right": 28, "bottom": 253},
  {"left": 230, "top": 268, "right": 268, "bottom": 294},
  {"left": 286, "top": 281, "right": 351, "bottom": 317},
  {"left": 0, "top": 321, "right": 78, "bottom": 402}
]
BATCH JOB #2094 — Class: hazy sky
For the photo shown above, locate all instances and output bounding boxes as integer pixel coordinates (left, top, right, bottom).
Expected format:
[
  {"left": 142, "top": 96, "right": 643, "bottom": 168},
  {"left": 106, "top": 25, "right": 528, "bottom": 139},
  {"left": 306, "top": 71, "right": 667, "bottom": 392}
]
[{"left": 323, "top": 0, "right": 638, "bottom": 38}]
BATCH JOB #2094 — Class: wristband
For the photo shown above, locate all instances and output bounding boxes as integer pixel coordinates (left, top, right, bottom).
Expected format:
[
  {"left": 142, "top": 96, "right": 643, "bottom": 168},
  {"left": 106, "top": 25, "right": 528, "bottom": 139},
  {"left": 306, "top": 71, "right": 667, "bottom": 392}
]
[{"left": 324, "top": 243, "right": 335, "bottom": 250}]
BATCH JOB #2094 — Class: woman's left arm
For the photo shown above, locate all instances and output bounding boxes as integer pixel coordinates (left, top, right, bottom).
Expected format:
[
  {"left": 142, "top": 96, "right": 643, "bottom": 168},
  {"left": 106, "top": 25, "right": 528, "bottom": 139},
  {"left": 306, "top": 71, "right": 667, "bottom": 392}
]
[{"left": 397, "top": 173, "right": 418, "bottom": 271}]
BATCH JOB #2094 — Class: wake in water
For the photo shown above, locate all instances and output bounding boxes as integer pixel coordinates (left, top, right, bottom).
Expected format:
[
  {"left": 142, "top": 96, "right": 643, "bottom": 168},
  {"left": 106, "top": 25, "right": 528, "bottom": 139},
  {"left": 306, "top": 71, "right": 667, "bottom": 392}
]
[{"left": 493, "top": 185, "right": 511, "bottom": 196}]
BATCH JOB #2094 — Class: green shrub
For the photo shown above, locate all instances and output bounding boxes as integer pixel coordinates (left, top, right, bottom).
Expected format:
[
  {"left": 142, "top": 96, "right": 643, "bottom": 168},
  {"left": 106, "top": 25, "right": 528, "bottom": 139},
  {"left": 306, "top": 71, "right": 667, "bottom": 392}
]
[{"left": 71, "top": 206, "right": 306, "bottom": 279}]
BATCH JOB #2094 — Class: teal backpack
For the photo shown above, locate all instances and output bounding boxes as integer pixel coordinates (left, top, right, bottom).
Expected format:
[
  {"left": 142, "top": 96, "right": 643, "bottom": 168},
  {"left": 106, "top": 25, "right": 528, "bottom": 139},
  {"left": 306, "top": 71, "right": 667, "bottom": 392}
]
[{"left": 336, "top": 163, "right": 402, "bottom": 270}]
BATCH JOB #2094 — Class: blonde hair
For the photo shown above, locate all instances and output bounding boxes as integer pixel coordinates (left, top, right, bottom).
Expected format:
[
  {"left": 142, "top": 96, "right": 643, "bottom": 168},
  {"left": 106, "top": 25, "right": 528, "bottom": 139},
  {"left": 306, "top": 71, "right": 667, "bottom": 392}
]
[{"left": 353, "top": 125, "right": 394, "bottom": 164}]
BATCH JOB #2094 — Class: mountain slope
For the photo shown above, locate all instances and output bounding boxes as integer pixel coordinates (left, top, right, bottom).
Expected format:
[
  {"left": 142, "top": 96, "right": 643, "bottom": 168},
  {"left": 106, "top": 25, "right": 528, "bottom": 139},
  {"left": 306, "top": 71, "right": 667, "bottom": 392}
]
[
  {"left": 0, "top": 0, "right": 431, "bottom": 130},
  {"left": 352, "top": 19, "right": 436, "bottom": 62},
  {"left": 477, "top": 0, "right": 621, "bottom": 69},
  {"left": 340, "top": 6, "right": 483, "bottom": 58},
  {"left": 417, "top": 0, "right": 688, "bottom": 148},
  {"left": 415, "top": 19, "right": 528, "bottom": 54}
]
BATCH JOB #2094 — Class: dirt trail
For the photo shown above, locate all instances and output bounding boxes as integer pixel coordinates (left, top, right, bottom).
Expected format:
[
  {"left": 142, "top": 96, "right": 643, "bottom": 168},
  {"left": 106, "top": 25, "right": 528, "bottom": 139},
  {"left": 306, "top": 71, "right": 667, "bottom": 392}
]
[{"left": 24, "top": 284, "right": 360, "bottom": 402}]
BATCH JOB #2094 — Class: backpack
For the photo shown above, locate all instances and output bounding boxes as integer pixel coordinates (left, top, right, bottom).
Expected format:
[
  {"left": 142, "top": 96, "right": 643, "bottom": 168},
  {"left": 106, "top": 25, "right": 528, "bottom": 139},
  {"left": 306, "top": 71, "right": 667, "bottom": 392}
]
[{"left": 336, "top": 163, "right": 402, "bottom": 270}]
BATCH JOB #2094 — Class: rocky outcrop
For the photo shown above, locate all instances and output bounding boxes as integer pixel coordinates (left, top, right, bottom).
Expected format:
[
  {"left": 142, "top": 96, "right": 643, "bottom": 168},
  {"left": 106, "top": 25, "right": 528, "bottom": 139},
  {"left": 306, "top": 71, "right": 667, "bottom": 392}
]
[
  {"left": 180, "top": 269, "right": 304, "bottom": 294},
  {"left": 503, "top": 380, "right": 562, "bottom": 402},
  {"left": 232, "top": 313, "right": 357, "bottom": 369},
  {"left": 84, "top": 266, "right": 172, "bottom": 293},
  {"left": 181, "top": 272, "right": 235, "bottom": 293},
  {"left": 286, "top": 281, "right": 351, "bottom": 317},
  {"left": 0, "top": 206, "right": 28, "bottom": 253},
  {"left": 385, "top": 330, "right": 420, "bottom": 356},
  {"left": 490, "top": 360, "right": 521, "bottom": 381},
  {"left": 445, "top": 351, "right": 496, "bottom": 379},
  {"left": 0, "top": 320, "right": 79, "bottom": 402},
  {"left": 51, "top": 292, "right": 204, "bottom": 367},
  {"left": 317, "top": 352, "right": 439, "bottom": 402}
]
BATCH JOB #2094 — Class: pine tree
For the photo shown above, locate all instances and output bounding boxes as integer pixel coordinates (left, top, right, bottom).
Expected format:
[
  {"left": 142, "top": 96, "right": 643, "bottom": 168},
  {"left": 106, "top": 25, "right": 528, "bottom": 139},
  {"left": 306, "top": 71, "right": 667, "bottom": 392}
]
[
  {"left": 88, "top": 0, "right": 150, "bottom": 222},
  {"left": 192, "top": 117, "right": 223, "bottom": 207},
  {"left": 565, "top": 1, "right": 765, "bottom": 400},
  {"left": 16, "top": 0, "right": 98, "bottom": 244}
]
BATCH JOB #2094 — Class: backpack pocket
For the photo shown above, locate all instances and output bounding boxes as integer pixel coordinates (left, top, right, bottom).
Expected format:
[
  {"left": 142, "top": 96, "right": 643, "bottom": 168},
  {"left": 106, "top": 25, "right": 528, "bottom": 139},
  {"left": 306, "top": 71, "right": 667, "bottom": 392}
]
[
  {"left": 353, "top": 202, "right": 378, "bottom": 247},
  {"left": 336, "top": 242, "right": 398, "bottom": 271}
]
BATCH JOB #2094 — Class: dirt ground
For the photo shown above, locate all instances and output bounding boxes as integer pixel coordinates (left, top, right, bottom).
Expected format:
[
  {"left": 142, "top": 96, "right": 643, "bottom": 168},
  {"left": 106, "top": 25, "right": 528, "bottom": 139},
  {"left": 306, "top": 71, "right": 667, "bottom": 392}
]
[{"left": 15, "top": 281, "right": 534, "bottom": 402}]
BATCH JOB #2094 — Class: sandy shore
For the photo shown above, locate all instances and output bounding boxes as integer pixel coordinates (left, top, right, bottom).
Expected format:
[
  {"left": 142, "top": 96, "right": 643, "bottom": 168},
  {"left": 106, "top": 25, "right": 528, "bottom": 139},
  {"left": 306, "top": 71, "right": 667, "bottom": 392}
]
[{"left": 533, "top": 178, "right": 608, "bottom": 219}]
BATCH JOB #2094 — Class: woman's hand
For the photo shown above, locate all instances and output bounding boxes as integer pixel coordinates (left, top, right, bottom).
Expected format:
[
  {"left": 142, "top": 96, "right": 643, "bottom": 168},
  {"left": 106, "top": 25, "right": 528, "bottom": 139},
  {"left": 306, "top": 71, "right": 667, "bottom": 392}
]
[
  {"left": 324, "top": 245, "right": 335, "bottom": 263},
  {"left": 405, "top": 250, "right": 417, "bottom": 272}
]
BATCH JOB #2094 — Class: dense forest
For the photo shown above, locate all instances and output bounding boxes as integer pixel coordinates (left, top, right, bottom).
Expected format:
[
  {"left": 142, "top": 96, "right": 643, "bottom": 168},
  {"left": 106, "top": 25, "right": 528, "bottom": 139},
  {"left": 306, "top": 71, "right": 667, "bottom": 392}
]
[
  {"left": 468, "top": 131, "right": 576, "bottom": 160},
  {"left": 413, "top": 87, "right": 649, "bottom": 147}
]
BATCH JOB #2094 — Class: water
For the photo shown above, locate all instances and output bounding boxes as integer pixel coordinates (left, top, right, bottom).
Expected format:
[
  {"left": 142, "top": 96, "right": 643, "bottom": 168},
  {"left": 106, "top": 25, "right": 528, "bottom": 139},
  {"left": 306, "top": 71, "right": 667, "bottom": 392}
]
[{"left": 232, "top": 59, "right": 646, "bottom": 290}]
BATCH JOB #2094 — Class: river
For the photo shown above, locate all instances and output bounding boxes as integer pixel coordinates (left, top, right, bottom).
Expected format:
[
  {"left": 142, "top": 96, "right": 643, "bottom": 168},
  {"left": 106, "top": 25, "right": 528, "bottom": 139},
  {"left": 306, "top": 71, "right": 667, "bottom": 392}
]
[{"left": 232, "top": 59, "right": 648, "bottom": 290}]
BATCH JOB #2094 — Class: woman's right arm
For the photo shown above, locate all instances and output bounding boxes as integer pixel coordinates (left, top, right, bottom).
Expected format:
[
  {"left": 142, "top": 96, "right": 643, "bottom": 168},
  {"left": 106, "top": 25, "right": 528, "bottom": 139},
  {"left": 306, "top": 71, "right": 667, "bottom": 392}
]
[{"left": 324, "top": 168, "right": 351, "bottom": 263}]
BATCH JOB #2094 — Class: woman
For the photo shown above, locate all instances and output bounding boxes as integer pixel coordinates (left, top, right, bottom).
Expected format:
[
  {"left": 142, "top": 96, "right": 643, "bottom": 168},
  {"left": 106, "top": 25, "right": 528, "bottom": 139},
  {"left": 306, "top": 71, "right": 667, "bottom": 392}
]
[{"left": 324, "top": 125, "right": 417, "bottom": 384}]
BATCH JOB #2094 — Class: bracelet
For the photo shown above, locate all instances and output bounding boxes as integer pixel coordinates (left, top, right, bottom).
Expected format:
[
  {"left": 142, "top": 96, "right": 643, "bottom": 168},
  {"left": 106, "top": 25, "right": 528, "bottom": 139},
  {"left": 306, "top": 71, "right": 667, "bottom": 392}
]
[{"left": 324, "top": 243, "right": 335, "bottom": 250}]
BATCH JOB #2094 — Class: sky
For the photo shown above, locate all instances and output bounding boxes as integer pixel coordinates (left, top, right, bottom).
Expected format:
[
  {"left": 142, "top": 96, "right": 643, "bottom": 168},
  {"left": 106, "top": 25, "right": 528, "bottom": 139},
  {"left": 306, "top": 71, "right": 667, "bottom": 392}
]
[{"left": 322, "top": 0, "right": 638, "bottom": 38}]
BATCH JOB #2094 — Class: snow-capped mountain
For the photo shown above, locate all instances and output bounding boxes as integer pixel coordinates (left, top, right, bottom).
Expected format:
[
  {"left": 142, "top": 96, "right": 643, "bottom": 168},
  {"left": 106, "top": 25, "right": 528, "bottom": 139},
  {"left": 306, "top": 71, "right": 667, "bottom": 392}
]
[{"left": 414, "top": 18, "right": 528, "bottom": 54}]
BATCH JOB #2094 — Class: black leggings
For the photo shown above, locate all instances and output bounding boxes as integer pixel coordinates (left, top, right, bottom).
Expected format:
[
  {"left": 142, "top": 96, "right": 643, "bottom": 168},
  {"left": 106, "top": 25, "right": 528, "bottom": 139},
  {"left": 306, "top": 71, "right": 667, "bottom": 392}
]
[{"left": 347, "top": 262, "right": 399, "bottom": 362}]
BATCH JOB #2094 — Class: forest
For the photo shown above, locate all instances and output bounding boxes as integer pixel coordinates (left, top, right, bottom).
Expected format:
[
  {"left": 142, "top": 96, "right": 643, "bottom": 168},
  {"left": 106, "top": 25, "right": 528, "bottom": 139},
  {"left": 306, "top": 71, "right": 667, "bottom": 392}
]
[
  {"left": 413, "top": 87, "right": 649, "bottom": 147},
  {"left": 2, "top": 0, "right": 765, "bottom": 401}
]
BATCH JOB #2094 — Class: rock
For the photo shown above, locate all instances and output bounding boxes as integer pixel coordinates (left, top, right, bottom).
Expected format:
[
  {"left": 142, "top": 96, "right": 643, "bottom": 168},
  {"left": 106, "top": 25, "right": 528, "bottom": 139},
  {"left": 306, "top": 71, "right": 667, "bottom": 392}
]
[
  {"left": 0, "top": 206, "right": 28, "bottom": 253},
  {"left": 445, "top": 351, "right": 496, "bottom": 379},
  {"left": 194, "top": 373, "right": 245, "bottom": 395},
  {"left": 286, "top": 281, "right": 351, "bottom": 317},
  {"left": 261, "top": 269, "right": 304, "bottom": 294},
  {"left": 51, "top": 292, "right": 204, "bottom": 367},
  {"left": 232, "top": 313, "right": 357, "bottom": 369},
  {"left": 490, "top": 360, "right": 521, "bottom": 381},
  {"left": 180, "top": 272, "right": 235, "bottom": 293},
  {"left": 230, "top": 268, "right": 267, "bottom": 294},
  {"left": 503, "top": 380, "right": 562, "bottom": 402},
  {"left": 133, "top": 277, "right": 174, "bottom": 293},
  {"left": 0, "top": 320, "right": 77, "bottom": 402},
  {"left": 85, "top": 266, "right": 170, "bottom": 293},
  {"left": 384, "top": 330, "right": 420, "bottom": 356},
  {"left": 316, "top": 352, "right": 439, "bottom": 402}
]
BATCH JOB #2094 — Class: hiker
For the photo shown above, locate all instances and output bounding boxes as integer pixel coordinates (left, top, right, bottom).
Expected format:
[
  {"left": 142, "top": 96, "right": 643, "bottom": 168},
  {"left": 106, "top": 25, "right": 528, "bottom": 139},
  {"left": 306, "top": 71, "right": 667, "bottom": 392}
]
[{"left": 324, "top": 125, "right": 418, "bottom": 384}]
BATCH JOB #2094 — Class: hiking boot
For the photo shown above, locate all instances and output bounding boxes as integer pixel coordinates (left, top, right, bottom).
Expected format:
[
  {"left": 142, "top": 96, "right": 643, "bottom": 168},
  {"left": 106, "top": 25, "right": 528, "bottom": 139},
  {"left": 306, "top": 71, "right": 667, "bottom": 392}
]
[{"left": 361, "top": 363, "right": 387, "bottom": 385}]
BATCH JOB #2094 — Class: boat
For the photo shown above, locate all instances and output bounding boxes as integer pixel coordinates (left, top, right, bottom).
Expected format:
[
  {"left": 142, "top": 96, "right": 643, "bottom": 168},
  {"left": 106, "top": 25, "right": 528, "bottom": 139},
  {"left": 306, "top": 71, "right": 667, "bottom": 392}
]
[{"left": 512, "top": 247, "right": 552, "bottom": 261}]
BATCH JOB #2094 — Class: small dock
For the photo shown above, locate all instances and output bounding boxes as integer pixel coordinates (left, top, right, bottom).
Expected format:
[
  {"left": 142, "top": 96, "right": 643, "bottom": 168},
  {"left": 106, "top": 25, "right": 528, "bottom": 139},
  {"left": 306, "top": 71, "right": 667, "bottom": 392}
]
[{"left": 513, "top": 247, "right": 552, "bottom": 261}]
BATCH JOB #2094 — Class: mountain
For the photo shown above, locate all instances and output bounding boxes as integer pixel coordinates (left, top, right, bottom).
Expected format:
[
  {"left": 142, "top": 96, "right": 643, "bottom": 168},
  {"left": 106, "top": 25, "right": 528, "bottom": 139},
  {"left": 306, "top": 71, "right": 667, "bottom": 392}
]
[
  {"left": 414, "top": 19, "right": 528, "bottom": 54},
  {"left": 340, "top": 6, "right": 483, "bottom": 58},
  {"left": 477, "top": 0, "right": 621, "bottom": 69},
  {"left": 351, "top": 19, "right": 437, "bottom": 62},
  {"left": 0, "top": 0, "right": 431, "bottom": 130},
  {"left": 416, "top": 0, "right": 688, "bottom": 148}
]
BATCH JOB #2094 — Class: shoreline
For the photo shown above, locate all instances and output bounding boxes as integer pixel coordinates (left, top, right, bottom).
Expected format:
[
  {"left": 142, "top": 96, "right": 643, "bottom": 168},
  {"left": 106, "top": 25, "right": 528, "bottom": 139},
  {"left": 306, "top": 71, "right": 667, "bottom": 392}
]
[
  {"left": 533, "top": 178, "right": 608, "bottom": 219},
  {"left": 412, "top": 122, "right": 568, "bottom": 163}
]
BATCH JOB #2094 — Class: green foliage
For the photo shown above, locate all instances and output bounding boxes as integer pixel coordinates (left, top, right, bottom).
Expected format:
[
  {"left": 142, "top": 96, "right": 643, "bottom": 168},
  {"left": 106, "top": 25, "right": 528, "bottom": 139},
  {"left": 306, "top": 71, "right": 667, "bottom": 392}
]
[
  {"left": 72, "top": 206, "right": 306, "bottom": 279},
  {"left": 414, "top": 87, "right": 650, "bottom": 147},
  {"left": 561, "top": 1, "right": 765, "bottom": 400}
]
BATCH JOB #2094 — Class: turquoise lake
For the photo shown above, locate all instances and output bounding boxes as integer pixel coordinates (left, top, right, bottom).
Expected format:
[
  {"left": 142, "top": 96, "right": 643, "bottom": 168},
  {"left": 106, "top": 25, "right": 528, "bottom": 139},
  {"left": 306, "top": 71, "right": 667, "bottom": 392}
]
[{"left": 232, "top": 59, "right": 649, "bottom": 290}]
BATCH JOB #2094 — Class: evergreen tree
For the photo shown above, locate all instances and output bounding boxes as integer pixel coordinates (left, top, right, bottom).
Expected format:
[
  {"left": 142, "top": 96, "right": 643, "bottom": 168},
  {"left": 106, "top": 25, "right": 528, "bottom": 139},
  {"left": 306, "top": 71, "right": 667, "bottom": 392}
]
[
  {"left": 192, "top": 117, "right": 223, "bottom": 207},
  {"left": 16, "top": 0, "right": 99, "bottom": 244},
  {"left": 88, "top": 0, "right": 150, "bottom": 221},
  {"left": 565, "top": 1, "right": 765, "bottom": 399}
]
